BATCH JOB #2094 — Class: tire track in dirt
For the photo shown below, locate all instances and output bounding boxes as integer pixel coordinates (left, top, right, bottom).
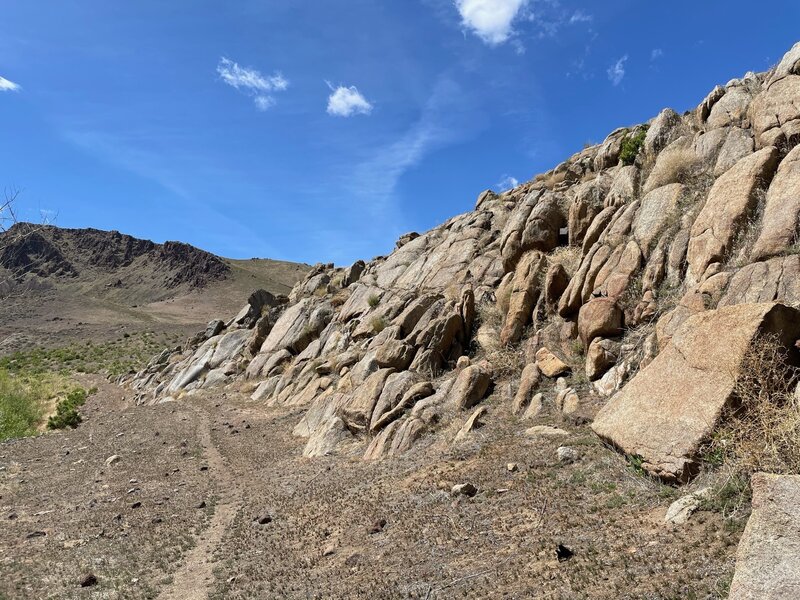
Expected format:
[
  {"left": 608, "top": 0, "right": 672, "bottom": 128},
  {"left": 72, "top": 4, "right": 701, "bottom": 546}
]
[{"left": 158, "top": 403, "right": 243, "bottom": 600}]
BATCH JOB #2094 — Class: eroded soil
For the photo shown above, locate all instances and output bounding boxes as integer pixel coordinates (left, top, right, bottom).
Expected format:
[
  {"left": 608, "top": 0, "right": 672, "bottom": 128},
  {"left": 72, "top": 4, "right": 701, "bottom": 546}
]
[{"left": 0, "top": 378, "right": 739, "bottom": 599}]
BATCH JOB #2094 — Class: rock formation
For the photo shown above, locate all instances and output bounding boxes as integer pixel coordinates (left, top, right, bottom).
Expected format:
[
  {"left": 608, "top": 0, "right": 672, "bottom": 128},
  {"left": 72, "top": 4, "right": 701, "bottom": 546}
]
[{"left": 128, "top": 42, "right": 800, "bottom": 479}]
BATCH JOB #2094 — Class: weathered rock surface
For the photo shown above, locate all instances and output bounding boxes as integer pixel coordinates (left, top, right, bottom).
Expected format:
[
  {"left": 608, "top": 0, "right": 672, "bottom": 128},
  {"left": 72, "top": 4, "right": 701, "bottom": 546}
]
[
  {"left": 592, "top": 303, "right": 800, "bottom": 482},
  {"left": 729, "top": 473, "right": 800, "bottom": 599},
  {"left": 687, "top": 147, "right": 779, "bottom": 281},
  {"left": 128, "top": 42, "right": 800, "bottom": 476},
  {"left": 752, "top": 144, "right": 800, "bottom": 261}
]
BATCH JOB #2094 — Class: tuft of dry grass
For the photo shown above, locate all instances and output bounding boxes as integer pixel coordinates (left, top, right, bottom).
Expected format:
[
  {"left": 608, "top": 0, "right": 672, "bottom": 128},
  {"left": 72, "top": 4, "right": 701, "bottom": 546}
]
[
  {"left": 548, "top": 245, "right": 582, "bottom": 278},
  {"left": 644, "top": 146, "right": 701, "bottom": 193}
]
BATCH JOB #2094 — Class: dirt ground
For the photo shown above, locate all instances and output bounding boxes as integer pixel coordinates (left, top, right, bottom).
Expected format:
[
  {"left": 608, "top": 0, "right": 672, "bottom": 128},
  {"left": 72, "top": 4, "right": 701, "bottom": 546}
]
[{"left": 0, "top": 376, "right": 739, "bottom": 599}]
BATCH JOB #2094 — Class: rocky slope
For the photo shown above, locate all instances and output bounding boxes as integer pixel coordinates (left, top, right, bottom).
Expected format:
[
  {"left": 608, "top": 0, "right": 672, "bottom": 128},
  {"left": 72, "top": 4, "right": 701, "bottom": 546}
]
[
  {"left": 0, "top": 224, "right": 312, "bottom": 354},
  {"left": 2, "top": 223, "right": 229, "bottom": 299},
  {"left": 125, "top": 43, "right": 800, "bottom": 594}
]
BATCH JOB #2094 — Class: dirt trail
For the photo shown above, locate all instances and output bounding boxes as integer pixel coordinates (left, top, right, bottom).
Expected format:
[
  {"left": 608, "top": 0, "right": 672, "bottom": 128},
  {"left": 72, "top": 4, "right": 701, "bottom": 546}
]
[{"left": 158, "top": 405, "right": 243, "bottom": 600}]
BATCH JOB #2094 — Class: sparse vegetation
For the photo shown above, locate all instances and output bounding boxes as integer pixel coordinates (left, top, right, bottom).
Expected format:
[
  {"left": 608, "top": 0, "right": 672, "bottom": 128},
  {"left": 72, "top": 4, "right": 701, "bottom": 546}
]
[
  {"left": 370, "top": 315, "right": 387, "bottom": 333},
  {"left": 618, "top": 128, "right": 647, "bottom": 166},
  {"left": 705, "top": 332, "right": 800, "bottom": 476},
  {"left": 367, "top": 293, "right": 380, "bottom": 308},
  {"left": 0, "top": 332, "right": 164, "bottom": 378},
  {"left": 47, "top": 387, "right": 89, "bottom": 430},
  {"left": 644, "top": 146, "right": 701, "bottom": 191},
  {"left": 0, "top": 369, "right": 45, "bottom": 441}
]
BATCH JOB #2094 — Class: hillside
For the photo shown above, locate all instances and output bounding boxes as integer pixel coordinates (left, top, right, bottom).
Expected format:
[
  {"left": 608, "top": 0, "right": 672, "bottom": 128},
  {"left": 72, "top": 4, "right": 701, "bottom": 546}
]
[
  {"left": 0, "top": 224, "right": 311, "bottom": 353},
  {"left": 3, "top": 42, "right": 800, "bottom": 599}
]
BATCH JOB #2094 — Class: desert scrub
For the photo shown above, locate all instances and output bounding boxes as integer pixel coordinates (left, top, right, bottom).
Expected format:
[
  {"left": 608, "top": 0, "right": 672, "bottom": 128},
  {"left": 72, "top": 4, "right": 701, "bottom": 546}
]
[
  {"left": 47, "top": 387, "right": 90, "bottom": 430},
  {"left": 644, "top": 146, "right": 701, "bottom": 191},
  {"left": 370, "top": 316, "right": 388, "bottom": 334},
  {"left": 0, "top": 369, "right": 45, "bottom": 441},
  {"left": 0, "top": 332, "right": 164, "bottom": 377},
  {"left": 705, "top": 332, "right": 800, "bottom": 475},
  {"left": 367, "top": 293, "right": 381, "bottom": 308},
  {"left": 618, "top": 127, "right": 647, "bottom": 166}
]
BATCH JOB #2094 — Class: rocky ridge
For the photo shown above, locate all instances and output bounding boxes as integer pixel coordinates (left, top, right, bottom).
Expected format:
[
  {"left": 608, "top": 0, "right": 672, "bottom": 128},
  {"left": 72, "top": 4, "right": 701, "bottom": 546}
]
[
  {"left": 130, "top": 42, "right": 800, "bottom": 469},
  {"left": 0, "top": 223, "right": 230, "bottom": 296},
  {"left": 117, "top": 41, "right": 800, "bottom": 595}
]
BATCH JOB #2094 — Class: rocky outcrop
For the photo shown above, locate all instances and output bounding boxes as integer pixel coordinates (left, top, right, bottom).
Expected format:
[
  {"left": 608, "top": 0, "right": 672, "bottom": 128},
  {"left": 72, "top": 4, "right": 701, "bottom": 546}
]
[
  {"left": 592, "top": 303, "right": 800, "bottom": 482},
  {"left": 128, "top": 42, "right": 800, "bottom": 476},
  {"left": 729, "top": 473, "right": 800, "bottom": 599},
  {"left": 686, "top": 147, "right": 779, "bottom": 281}
]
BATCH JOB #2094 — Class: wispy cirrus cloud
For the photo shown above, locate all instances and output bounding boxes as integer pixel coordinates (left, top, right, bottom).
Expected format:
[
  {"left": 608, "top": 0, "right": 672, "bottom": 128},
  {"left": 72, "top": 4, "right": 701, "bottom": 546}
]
[
  {"left": 0, "top": 76, "right": 21, "bottom": 92},
  {"left": 216, "top": 57, "right": 288, "bottom": 111},
  {"left": 607, "top": 55, "right": 628, "bottom": 86},
  {"left": 326, "top": 84, "right": 373, "bottom": 117}
]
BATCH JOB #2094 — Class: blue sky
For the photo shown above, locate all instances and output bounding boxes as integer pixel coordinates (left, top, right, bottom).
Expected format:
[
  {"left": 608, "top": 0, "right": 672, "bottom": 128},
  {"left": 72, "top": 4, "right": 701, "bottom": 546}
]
[{"left": 1, "top": 1, "right": 798, "bottom": 265}]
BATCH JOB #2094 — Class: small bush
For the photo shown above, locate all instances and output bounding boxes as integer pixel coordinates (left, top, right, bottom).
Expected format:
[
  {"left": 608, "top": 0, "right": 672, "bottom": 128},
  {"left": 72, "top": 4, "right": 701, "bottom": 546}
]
[
  {"left": 47, "top": 387, "right": 89, "bottom": 430},
  {"left": 548, "top": 246, "right": 582, "bottom": 278},
  {"left": 618, "top": 129, "right": 647, "bottom": 166},
  {"left": 644, "top": 146, "right": 701, "bottom": 192},
  {"left": 370, "top": 316, "right": 388, "bottom": 334},
  {"left": 705, "top": 332, "right": 800, "bottom": 475},
  {"left": 367, "top": 294, "right": 381, "bottom": 308}
]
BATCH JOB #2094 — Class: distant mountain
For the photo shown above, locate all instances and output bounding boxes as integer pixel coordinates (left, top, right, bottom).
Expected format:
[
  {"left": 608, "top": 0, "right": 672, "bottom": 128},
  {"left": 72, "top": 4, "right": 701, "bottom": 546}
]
[{"left": 0, "top": 224, "right": 311, "bottom": 351}]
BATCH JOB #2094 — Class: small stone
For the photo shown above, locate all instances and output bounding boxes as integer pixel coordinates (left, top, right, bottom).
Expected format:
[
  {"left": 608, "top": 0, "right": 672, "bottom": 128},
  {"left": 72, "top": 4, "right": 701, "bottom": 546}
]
[
  {"left": 105, "top": 455, "right": 121, "bottom": 466},
  {"left": 26, "top": 531, "right": 46, "bottom": 539},
  {"left": 80, "top": 573, "right": 98, "bottom": 587},
  {"left": 322, "top": 542, "right": 337, "bottom": 557},
  {"left": 130, "top": 502, "right": 142, "bottom": 509},
  {"left": 507, "top": 463, "right": 519, "bottom": 472},
  {"left": 456, "top": 356, "right": 471, "bottom": 370},
  {"left": 255, "top": 515, "right": 272, "bottom": 525},
  {"left": 451, "top": 483, "right": 478, "bottom": 497},
  {"left": 525, "top": 425, "right": 569, "bottom": 438},
  {"left": 557, "top": 446, "right": 579, "bottom": 464},
  {"left": 535, "top": 347, "right": 570, "bottom": 378},
  {"left": 664, "top": 488, "right": 711, "bottom": 525},
  {"left": 195, "top": 501, "right": 207, "bottom": 509}
]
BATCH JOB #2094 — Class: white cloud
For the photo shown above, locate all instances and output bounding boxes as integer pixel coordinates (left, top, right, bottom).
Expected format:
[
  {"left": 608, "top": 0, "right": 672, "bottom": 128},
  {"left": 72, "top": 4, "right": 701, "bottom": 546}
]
[
  {"left": 607, "top": 55, "right": 628, "bottom": 86},
  {"left": 326, "top": 85, "right": 373, "bottom": 117},
  {"left": 0, "top": 76, "right": 21, "bottom": 92},
  {"left": 254, "top": 96, "right": 275, "bottom": 111},
  {"left": 496, "top": 175, "right": 519, "bottom": 191},
  {"left": 569, "top": 11, "right": 592, "bottom": 24},
  {"left": 651, "top": 48, "right": 664, "bottom": 61},
  {"left": 216, "top": 57, "right": 288, "bottom": 110},
  {"left": 455, "top": 0, "right": 528, "bottom": 45}
]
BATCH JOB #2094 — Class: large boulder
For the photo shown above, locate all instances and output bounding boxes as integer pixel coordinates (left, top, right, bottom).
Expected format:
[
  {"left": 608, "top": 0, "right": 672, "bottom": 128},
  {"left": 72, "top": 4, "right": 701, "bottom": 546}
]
[
  {"left": 449, "top": 364, "right": 492, "bottom": 410},
  {"left": 752, "top": 144, "right": 800, "bottom": 261},
  {"left": 578, "top": 298, "right": 623, "bottom": 347},
  {"left": 729, "top": 473, "right": 800, "bottom": 599},
  {"left": 592, "top": 303, "right": 800, "bottom": 482},
  {"left": 686, "top": 147, "right": 780, "bottom": 281},
  {"left": 499, "top": 251, "right": 546, "bottom": 346}
]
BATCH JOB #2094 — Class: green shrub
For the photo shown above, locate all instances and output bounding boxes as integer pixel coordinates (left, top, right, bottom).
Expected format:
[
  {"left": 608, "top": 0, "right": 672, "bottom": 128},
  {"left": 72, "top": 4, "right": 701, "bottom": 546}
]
[
  {"left": 367, "top": 294, "right": 381, "bottom": 308},
  {"left": 47, "top": 387, "right": 89, "bottom": 430},
  {"left": 0, "top": 370, "right": 44, "bottom": 441},
  {"left": 618, "top": 128, "right": 647, "bottom": 166}
]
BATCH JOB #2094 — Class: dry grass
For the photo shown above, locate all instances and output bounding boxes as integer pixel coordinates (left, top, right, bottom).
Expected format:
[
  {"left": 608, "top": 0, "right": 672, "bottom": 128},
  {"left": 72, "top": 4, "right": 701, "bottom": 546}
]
[
  {"left": 548, "top": 245, "right": 582, "bottom": 277},
  {"left": 644, "top": 146, "right": 701, "bottom": 193},
  {"left": 707, "top": 333, "right": 800, "bottom": 475}
]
